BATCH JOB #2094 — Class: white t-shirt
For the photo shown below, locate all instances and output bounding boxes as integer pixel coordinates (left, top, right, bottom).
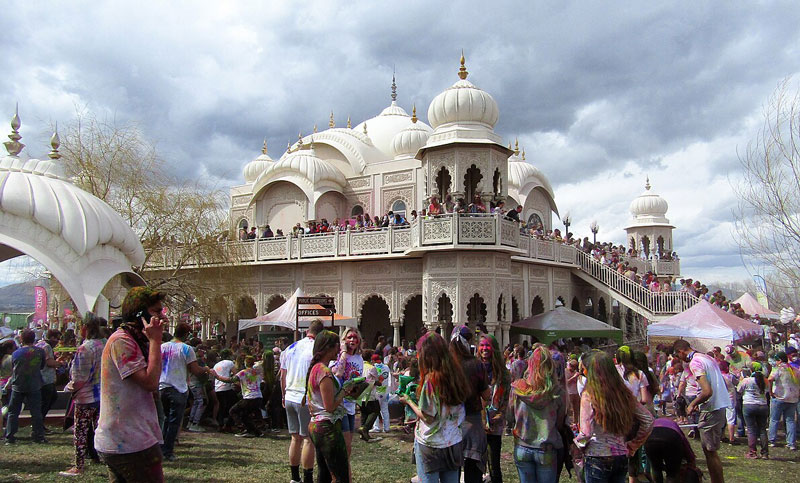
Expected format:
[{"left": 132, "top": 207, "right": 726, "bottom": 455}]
[
  {"left": 213, "top": 359, "right": 235, "bottom": 392},
  {"left": 415, "top": 376, "right": 465, "bottom": 449},
  {"left": 616, "top": 365, "right": 644, "bottom": 401},
  {"left": 688, "top": 352, "right": 731, "bottom": 412},
  {"left": 282, "top": 337, "right": 315, "bottom": 404},
  {"left": 330, "top": 353, "right": 364, "bottom": 414},
  {"left": 158, "top": 341, "right": 197, "bottom": 393}
]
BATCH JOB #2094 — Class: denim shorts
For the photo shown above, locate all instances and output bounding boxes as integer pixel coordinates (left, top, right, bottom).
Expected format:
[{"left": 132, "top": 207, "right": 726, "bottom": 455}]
[{"left": 340, "top": 413, "right": 356, "bottom": 433}]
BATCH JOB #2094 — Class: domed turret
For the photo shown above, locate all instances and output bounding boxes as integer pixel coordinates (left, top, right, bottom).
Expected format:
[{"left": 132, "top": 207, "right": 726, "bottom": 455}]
[
  {"left": 427, "top": 53, "right": 499, "bottom": 130},
  {"left": 391, "top": 105, "right": 431, "bottom": 158},
  {"left": 243, "top": 140, "right": 273, "bottom": 183},
  {"left": 629, "top": 177, "right": 669, "bottom": 218}
]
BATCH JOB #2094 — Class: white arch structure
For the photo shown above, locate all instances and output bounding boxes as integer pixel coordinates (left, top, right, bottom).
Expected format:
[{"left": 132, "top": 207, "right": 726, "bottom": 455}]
[{"left": 0, "top": 113, "right": 145, "bottom": 314}]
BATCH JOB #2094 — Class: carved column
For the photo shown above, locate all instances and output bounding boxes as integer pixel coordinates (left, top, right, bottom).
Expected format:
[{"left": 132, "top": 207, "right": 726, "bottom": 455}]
[
  {"left": 500, "top": 323, "right": 511, "bottom": 349},
  {"left": 391, "top": 320, "right": 401, "bottom": 347}
]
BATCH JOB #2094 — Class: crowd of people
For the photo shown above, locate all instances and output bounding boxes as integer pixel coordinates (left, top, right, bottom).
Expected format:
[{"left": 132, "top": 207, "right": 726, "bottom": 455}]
[{"left": 3, "top": 285, "right": 799, "bottom": 482}]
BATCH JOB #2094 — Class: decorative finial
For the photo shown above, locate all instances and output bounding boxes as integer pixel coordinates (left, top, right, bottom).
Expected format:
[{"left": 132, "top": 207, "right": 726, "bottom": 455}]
[
  {"left": 4, "top": 104, "right": 25, "bottom": 156},
  {"left": 522, "top": 148, "right": 526, "bottom": 161},
  {"left": 391, "top": 69, "right": 397, "bottom": 102},
  {"left": 514, "top": 138, "right": 519, "bottom": 155},
  {"left": 508, "top": 142, "right": 512, "bottom": 150},
  {"left": 347, "top": 116, "right": 351, "bottom": 129},
  {"left": 297, "top": 133, "right": 303, "bottom": 146},
  {"left": 411, "top": 104, "right": 418, "bottom": 123},
  {"left": 261, "top": 138, "right": 268, "bottom": 155},
  {"left": 363, "top": 122, "right": 368, "bottom": 136},
  {"left": 645, "top": 176, "right": 651, "bottom": 191},
  {"left": 287, "top": 140, "right": 292, "bottom": 153},
  {"left": 313, "top": 124, "right": 318, "bottom": 134},
  {"left": 329, "top": 111, "right": 335, "bottom": 128},
  {"left": 458, "top": 49, "right": 469, "bottom": 80},
  {"left": 48, "top": 123, "right": 61, "bottom": 160}
]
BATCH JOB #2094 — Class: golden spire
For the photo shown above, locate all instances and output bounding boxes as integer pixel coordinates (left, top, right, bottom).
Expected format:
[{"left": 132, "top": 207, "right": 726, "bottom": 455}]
[
  {"left": 313, "top": 124, "right": 318, "bottom": 134},
  {"left": 645, "top": 176, "right": 651, "bottom": 191},
  {"left": 297, "top": 132, "right": 303, "bottom": 146},
  {"left": 508, "top": 142, "right": 512, "bottom": 150},
  {"left": 363, "top": 122, "right": 368, "bottom": 136},
  {"left": 522, "top": 148, "right": 526, "bottom": 161},
  {"left": 287, "top": 140, "right": 292, "bottom": 153},
  {"left": 458, "top": 49, "right": 469, "bottom": 80},
  {"left": 48, "top": 123, "right": 61, "bottom": 160},
  {"left": 4, "top": 104, "right": 24, "bottom": 156},
  {"left": 411, "top": 104, "right": 418, "bottom": 123},
  {"left": 329, "top": 111, "right": 335, "bottom": 128},
  {"left": 514, "top": 138, "right": 519, "bottom": 155},
  {"left": 347, "top": 116, "right": 351, "bottom": 129},
  {"left": 261, "top": 138, "right": 268, "bottom": 155}
]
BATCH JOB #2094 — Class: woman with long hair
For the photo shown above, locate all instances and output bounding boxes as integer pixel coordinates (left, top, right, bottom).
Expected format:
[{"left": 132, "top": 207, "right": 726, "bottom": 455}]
[
  {"left": 331, "top": 327, "right": 364, "bottom": 456},
  {"left": 400, "top": 331, "right": 470, "bottom": 483},
  {"left": 510, "top": 346, "right": 566, "bottom": 483},
  {"left": 479, "top": 335, "right": 511, "bottom": 483},
  {"left": 305, "top": 330, "right": 357, "bottom": 483},
  {"left": 577, "top": 352, "right": 653, "bottom": 483},
  {"left": 633, "top": 351, "right": 659, "bottom": 414},
  {"left": 737, "top": 364, "right": 769, "bottom": 458},
  {"left": 449, "top": 325, "right": 490, "bottom": 483},
  {"left": 615, "top": 346, "right": 647, "bottom": 404}
]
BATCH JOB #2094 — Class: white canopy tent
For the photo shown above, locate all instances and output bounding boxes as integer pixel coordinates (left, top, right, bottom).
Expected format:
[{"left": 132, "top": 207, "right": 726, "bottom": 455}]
[{"left": 238, "top": 288, "right": 357, "bottom": 332}]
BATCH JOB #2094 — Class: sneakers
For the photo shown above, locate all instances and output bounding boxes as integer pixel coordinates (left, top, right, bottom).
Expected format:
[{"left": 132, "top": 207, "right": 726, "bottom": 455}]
[
  {"left": 187, "top": 423, "right": 206, "bottom": 433},
  {"left": 769, "top": 442, "right": 777, "bottom": 447},
  {"left": 235, "top": 432, "right": 256, "bottom": 438},
  {"left": 58, "top": 467, "right": 83, "bottom": 477},
  {"left": 164, "top": 454, "right": 176, "bottom": 462},
  {"left": 745, "top": 451, "right": 758, "bottom": 459},
  {"left": 789, "top": 445, "right": 797, "bottom": 451}
]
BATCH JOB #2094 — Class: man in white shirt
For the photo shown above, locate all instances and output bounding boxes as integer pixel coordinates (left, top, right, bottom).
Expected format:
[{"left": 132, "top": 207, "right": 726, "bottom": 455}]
[
  {"left": 674, "top": 339, "right": 729, "bottom": 483},
  {"left": 158, "top": 323, "right": 210, "bottom": 461},
  {"left": 213, "top": 349, "right": 236, "bottom": 430},
  {"left": 280, "top": 319, "right": 323, "bottom": 483}
]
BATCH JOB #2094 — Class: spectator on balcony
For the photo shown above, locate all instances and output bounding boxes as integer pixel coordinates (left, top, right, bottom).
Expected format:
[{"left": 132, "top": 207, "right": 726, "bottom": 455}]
[
  {"left": 292, "top": 223, "right": 305, "bottom": 237},
  {"left": 276, "top": 229, "right": 284, "bottom": 237},
  {"left": 552, "top": 228, "right": 563, "bottom": 242},
  {"left": 492, "top": 200, "right": 506, "bottom": 215},
  {"left": 239, "top": 228, "right": 248, "bottom": 241},
  {"left": 408, "top": 210, "right": 417, "bottom": 222},
  {"left": 261, "top": 225, "right": 274, "bottom": 238},
  {"left": 381, "top": 212, "right": 392, "bottom": 228},
  {"left": 247, "top": 227, "right": 257, "bottom": 240},
  {"left": 444, "top": 194, "right": 455, "bottom": 213},
  {"left": 428, "top": 195, "right": 443, "bottom": 215},
  {"left": 505, "top": 205, "right": 522, "bottom": 223},
  {"left": 468, "top": 194, "right": 487, "bottom": 214}
]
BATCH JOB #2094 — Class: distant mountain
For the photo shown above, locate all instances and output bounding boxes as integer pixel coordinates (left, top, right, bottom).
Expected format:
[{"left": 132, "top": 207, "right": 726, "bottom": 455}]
[{"left": 0, "top": 279, "right": 49, "bottom": 313}]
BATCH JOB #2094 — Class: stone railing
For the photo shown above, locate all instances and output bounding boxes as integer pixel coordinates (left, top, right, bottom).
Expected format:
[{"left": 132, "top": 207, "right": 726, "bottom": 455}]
[
  {"left": 575, "top": 250, "right": 698, "bottom": 315},
  {"left": 615, "top": 255, "right": 681, "bottom": 277},
  {"left": 145, "top": 213, "right": 581, "bottom": 269}
]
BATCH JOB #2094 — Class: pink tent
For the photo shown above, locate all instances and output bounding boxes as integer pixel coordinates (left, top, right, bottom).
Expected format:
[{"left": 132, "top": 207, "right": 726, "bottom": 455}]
[
  {"left": 648, "top": 299, "right": 764, "bottom": 351},
  {"left": 733, "top": 293, "right": 779, "bottom": 319}
]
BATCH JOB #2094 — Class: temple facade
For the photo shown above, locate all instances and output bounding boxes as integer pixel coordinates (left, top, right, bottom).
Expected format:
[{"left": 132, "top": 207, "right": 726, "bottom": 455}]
[{"left": 146, "top": 56, "right": 688, "bottom": 348}]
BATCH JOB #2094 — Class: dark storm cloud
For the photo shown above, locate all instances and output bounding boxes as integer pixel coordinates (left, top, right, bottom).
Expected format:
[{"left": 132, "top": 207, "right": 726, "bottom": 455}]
[{"left": 1, "top": 0, "right": 799, "bottom": 282}]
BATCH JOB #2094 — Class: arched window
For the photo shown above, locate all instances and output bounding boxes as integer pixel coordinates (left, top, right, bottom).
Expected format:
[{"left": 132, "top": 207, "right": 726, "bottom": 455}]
[
  {"left": 436, "top": 167, "right": 452, "bottom": 199},
  {"left": 238, "top": 219, "right": 249, "bottom": 230},
  {"left": 527, "top": 213, "right": 543, "bottom": 228},
  {"left": 463, "top": 164, "right": 482, "bottom": 203},
  {"left": 391, "top": 200, "right": 406, "bottom": 216},
  {"left": 351, "top": 205, "right": 364, "bottom": 217}
]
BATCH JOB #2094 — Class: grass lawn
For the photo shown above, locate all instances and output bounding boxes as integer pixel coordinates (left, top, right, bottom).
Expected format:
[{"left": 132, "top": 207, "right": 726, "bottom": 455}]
[{"left": 1, "top": 424, "right": 798, "bottom": 482}]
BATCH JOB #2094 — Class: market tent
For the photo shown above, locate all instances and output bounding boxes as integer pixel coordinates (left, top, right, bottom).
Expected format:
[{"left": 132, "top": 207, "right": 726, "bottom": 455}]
[
  {"left": 511, "top": 306, "right": 623, "bottom": 344},
  {"left": 648, "top": 299, "right": 763, "bottom": 352},
  {"left": 238, "top": 288, "right": 356, "bottom": 332},
  {"left": 733, "top": 293, "right": 779, "bottom": 319}
]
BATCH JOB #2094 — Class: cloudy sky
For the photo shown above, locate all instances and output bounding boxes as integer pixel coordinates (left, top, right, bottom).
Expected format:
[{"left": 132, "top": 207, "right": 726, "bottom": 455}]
[{"left": 1, "top": 1, "right": 799, "bottom": 286}]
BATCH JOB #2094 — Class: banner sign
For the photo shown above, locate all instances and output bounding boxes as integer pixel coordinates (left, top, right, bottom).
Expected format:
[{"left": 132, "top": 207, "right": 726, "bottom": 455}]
[
  {"left": 33, "top": 286, "right": 47, "bottom": 326},
  {"left": 297, "top": 297, "right": 335, "bottom": 306},
  {"left": 298, "top": 308, "right": 334, "bottom": 317}
]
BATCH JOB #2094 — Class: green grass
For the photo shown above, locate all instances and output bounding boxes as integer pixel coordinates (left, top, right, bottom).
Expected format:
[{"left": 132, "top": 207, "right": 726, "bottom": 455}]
[{"left": 0, "top": 424, "right": 797, "bottom": 482}]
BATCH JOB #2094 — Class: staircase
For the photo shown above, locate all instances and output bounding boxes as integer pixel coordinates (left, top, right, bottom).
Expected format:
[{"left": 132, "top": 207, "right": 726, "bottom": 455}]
[{"left": 573, "top": 250, "right": 700, "bottom": 321}]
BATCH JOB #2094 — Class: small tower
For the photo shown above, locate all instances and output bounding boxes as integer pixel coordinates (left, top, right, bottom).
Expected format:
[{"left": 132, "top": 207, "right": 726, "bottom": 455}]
[{"left": 625, "top": 177, "right": 675, "bottom": 259}]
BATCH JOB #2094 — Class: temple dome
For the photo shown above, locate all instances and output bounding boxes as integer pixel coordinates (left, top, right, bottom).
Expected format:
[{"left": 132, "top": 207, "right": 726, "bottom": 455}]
[
  {"left": 354, "top": 101, "right": 430, "bottom": 158},
  {"left": 427, "top": 55, "right": 499, "bottom": 131},
  {"left": 243, "top": 141, "right": 273, "bottom": 183},
  {"left": 629, "top": 178, "right": 669, "bottom": 218},
  {"left": 390, "top": 109, "right": 432, "bottom": 158}
]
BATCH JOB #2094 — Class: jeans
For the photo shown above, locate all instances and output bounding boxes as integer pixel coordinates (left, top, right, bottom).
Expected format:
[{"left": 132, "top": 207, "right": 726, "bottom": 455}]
[
  {"left": 743, "top": 404, "right": 769, "bottom": 455},
  {"left": 159, "top": 387, "right": 188, "bottom": 457},
  {"left": 414, "top": 440, "right": 460, "bottom": 483},
  {"left": 309, "top": 419, "right": 350, "bottom": 483},
  {"left": 373, "top": 394, "right": 390, "bottom": 431},
  {"left": 100, "top": 443, "right": 163, "bottom": 482},
  {"left": 40, "top": 383, "right": 57, "bottom": 419},
  {"left": 487, "top": 434, "right": 503, "bottom": 483},
  {"left": 735, "top": 395, "right": 746, "bottom": 436},
  {"left": 768, "top": 399, "right": 797, "bottom": 446},
  {"left": 584, "top": 455, "right": 628, "bottom": 483},
  {"left": 360, "top": 400, "right": 380, "bottom": 436},
  {"left": 4, "top": 389, "right": 45, "bottom": 442},
  {"left": 229, "top": 397, "right": 263, "bottom": 436},
  {"left": 216, "top": 390, "right": 237, "bottom": 429},
  {"left": 188, "top": 385, "right": 205, "bottom": 425},
  {"left": 513, "top": 444, "right": 557, "bottom": 483}
]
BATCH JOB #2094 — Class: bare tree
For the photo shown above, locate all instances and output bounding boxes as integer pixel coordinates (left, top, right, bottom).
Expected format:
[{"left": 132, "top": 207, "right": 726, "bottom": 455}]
[
  {"left": 58, "top": 110, "right": 248, "bottom": 315},
  {"left": 734, "top": 77, "right": 800, "bottom": 299}
]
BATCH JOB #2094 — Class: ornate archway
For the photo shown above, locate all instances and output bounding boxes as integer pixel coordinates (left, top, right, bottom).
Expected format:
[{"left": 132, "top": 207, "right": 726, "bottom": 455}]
[
  {"left": 401, "top": 294, "right": 423, "bottom": 346},
  {"left": 531, "top": 296, "right": 545, "bottom": 315},
  {"left": 466, "top": 293, "right": 487, "bottom": 329},
  {"left": 359, "top": 295, "right": 391, "bottom": 349},
  {"left": 571, "top": 296, "right": 581, "bottom": 312}
]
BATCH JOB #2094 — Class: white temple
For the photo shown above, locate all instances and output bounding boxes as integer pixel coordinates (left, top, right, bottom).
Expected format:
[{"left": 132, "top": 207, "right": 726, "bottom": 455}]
[{"left": 146, "top": 55, "right": 691, "bottom": 347}]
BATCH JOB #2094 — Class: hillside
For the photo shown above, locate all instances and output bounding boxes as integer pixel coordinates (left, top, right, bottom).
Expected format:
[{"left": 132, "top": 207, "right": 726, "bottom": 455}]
[{"left": 0, "top": 279, "right": 49, "bottom": 313}]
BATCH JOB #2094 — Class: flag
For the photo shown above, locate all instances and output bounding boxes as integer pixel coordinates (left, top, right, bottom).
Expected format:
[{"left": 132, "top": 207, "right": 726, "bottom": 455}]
[{"left": 33, "top": 286, "right": 47, "bottom": 326}]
